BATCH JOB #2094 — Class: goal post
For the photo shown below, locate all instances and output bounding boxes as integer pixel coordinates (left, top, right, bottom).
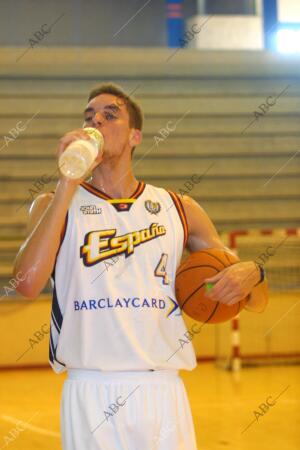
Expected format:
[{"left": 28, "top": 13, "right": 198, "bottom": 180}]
[{"left": 215, "top": 228, "right": 300, "bottom": 370}]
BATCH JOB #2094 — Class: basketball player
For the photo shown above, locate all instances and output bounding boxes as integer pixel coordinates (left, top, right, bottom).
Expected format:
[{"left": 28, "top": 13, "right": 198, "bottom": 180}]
[{"left": 13, "top": 83, "right": 268, "bottom": 450}]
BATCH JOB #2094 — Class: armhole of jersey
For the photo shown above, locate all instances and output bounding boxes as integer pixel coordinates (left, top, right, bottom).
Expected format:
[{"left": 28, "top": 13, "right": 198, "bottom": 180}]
[
  {"left": 167, "top": 191, "right": 188, "bottom": 248},
  {"left": 50, "top": 211, "right": 69, "bottom": 282}
]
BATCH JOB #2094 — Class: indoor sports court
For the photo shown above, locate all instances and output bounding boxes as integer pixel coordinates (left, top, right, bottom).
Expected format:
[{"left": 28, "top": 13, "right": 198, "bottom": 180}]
[{"left": 0, "top": 1, "right": 299, "bottom": 449}]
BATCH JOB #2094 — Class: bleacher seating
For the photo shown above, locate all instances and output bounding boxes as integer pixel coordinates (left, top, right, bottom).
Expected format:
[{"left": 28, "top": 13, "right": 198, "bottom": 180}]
[{"left": 0, "top": 47, "right": 300, "bottom": 288}]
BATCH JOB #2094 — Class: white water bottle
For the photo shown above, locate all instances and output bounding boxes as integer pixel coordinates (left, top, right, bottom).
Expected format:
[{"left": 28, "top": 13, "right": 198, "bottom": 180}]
[{"left": 59, "top": 127, "right": 104, "bottom": 179}]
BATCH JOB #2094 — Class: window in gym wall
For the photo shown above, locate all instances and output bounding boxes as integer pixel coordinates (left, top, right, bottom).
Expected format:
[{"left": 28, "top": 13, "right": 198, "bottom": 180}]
[{"left": 203, "top": 0, "right": 256, "bottom": 15}]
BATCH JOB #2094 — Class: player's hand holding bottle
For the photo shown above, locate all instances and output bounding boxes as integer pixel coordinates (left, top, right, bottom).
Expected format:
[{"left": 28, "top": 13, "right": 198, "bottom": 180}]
[{"left": 57, "top": 128, "right": 104, "bottom": 186}]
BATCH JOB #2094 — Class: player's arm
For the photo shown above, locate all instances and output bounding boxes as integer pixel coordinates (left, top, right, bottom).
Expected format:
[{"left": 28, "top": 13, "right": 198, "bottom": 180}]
[
  {"left": 181, "top": 195, "right": 268, "bottom": 313},
  {"left": 13, "top": 128, "right": 103, "bottom": 299},
  {"left": 12, "top": 182, "right": 77, "bottom": 299}
]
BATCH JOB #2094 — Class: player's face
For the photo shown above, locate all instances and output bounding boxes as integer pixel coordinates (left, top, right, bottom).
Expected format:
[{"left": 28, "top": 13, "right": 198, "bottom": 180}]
[{"left": 83, "top": 93, "right": 141, "bottom": 159}]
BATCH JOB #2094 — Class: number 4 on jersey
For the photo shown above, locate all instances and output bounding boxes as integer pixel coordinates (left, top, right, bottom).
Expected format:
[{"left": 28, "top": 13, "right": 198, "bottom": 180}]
[{"left": 155, "top": 253, "right": 170, "bottom": 285}]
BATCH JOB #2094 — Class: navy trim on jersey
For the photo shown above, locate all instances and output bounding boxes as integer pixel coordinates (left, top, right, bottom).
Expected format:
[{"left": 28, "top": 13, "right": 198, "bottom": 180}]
[
  {"left": 51, "top": 285, "right": 63, "bottom": 331},
  {"left": 49, "top": 284, "right": 65, "bottom": 367},
  {"left": 49, "top": 331, "right": 54, "bottom": 364},
  {"left": 50, "top": 211, "right": 69, "bottom": 282},
  {"left": 49, "top": 328, "right": 65, "bottom": 367}
]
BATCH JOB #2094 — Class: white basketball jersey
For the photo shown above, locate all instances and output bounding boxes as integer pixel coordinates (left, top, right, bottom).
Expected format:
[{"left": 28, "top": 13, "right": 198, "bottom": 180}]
[{"left": 49, "top": 181, "right": 197, "bottom": 373}]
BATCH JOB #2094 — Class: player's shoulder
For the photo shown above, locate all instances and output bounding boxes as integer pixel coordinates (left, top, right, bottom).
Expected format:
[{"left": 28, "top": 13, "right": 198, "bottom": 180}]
[
  {"left": 176, "top": 195, "right": 206, "bottom": 224},
  {"left": 143, "top": 182, "right": 170, "bottom": 198},
  {"left": 26, "top": 192, "right": 54, "bottom": 236},
  {"left": 180, "top": 194, "right": 197, "bottom": 209},
  {"left": 145, "top": 182, "right": 182, "bottom": 198},
  {"left": 145, "top": 183, "right": 202, "bottom": 209},
  {"left": 145, "top": 184, "right": 199, "bottom": 211},
  {"left": 29, "top": 192, "right": 54, "bottom": 214}
]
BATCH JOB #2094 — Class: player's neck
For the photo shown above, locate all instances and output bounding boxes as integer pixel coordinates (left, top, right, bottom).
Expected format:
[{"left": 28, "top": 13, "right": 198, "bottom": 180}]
[{"left": 89, "top": 163, "right": 139, "bottom": 199}]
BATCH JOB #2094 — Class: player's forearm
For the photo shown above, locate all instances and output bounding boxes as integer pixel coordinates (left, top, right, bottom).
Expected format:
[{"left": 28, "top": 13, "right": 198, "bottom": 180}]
[
  {"left": 245, "top": 279, "right": 269, "bottom": 313},
  {"left": 13, "top": 180, "right": 77, "bottom": 298}
]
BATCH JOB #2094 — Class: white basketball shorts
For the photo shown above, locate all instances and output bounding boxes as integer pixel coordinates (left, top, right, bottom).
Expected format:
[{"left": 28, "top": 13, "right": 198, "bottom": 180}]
[{"left": 60, "top": 368, "right": 198, "bottom": 450}]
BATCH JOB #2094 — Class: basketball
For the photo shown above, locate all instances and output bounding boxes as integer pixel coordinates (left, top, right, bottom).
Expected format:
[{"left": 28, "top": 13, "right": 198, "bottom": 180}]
[{"left": 175, "top": 248, "right": 248, "bottom": 324}]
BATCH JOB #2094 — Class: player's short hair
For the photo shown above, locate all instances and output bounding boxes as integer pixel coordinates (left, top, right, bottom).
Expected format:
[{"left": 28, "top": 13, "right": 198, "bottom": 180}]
[{"left": 88, "top": 83, "right": 143, "bottom": 155}]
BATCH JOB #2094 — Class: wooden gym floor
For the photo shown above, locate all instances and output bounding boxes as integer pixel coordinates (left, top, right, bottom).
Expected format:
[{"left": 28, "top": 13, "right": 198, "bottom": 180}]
[{"left": 0, "top": 362, "right": 299, "bottom": 449}]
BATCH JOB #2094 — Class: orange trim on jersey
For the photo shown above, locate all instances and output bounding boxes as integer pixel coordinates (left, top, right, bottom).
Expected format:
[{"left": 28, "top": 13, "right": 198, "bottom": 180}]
[
  {"left": 131, "top": 181, "right": 145, "bottom": 199},
  {"left": 168, "top": 191, "right": 188, "bottom": 248},
  {"left": 80, "top": 181, "right": 145, "bottom": 202},
  {"left": 80, "top": 182, "right": 110, "bottom": 200}
]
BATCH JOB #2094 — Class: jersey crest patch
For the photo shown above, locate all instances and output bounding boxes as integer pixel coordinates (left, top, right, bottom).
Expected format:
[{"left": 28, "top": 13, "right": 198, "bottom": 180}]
[{"left": 144, "top": 200, "right": 161, "bottom": 215}]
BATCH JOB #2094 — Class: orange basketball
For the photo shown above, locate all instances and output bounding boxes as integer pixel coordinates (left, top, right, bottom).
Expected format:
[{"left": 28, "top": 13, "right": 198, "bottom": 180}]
[{"left": 175, "top": 248, "right": 248, "bottom": 324}]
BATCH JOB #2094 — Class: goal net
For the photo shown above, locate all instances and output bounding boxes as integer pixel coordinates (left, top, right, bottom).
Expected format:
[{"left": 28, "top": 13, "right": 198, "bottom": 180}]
[{"left": 215, "top": 229, "right": 300, "bottom": 369}]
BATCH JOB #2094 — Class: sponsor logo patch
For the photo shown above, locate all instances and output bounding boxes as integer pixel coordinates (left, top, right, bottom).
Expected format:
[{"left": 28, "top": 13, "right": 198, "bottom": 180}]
[
  {"left": 73, "top": 295, "right": 180, "bottom": 318},
  {"left": 80, "top": 205, "right": 102, "bottom": 215},
  {"left": 80, "top": 223, "right": 166, "bottom": 267}
]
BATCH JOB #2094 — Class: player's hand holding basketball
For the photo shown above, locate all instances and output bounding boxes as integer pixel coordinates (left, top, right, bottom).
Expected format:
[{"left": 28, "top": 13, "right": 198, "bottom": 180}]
[
  {"left": 57, "top": 129, "right": 104, "bottom": 186},
  {"left": 204, "top": 261, "right": 260, "bottom": 306}
]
